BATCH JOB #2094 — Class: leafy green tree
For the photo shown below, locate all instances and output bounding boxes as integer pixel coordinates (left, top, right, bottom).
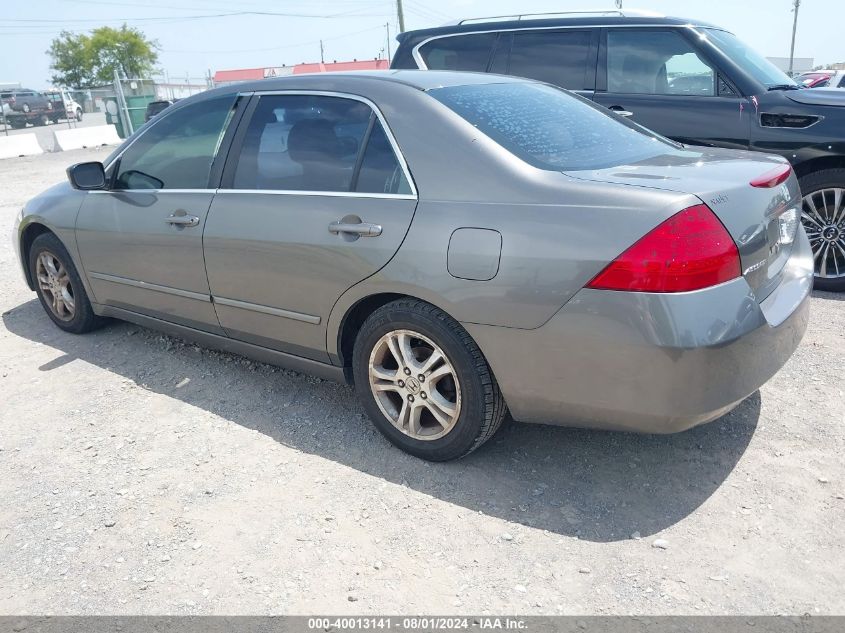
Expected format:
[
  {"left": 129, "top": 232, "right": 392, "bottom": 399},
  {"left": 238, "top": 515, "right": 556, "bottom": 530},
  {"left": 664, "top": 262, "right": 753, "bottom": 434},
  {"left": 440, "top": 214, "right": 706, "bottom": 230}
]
[{"left": 48, "top": 25, "right": 159, "bottom": 88}]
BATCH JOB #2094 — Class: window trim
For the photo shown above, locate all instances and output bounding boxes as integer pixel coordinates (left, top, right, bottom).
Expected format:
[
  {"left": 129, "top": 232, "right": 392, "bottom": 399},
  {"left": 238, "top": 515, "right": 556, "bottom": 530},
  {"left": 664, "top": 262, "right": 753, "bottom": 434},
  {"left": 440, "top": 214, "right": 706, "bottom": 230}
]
[
  {"left": 219, "top": 90, "right": 418, "bottom": 200},
  {"left": 412, "top": 23, "right": 693, "bottom": 69}
]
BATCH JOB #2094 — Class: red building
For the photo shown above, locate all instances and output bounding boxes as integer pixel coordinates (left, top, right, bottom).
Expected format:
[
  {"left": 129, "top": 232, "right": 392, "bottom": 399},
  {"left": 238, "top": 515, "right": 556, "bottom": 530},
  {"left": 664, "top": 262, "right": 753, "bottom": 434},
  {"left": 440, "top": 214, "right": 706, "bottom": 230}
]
[{"left": 213, "top": 59, "right": 389, "bottom": 86}]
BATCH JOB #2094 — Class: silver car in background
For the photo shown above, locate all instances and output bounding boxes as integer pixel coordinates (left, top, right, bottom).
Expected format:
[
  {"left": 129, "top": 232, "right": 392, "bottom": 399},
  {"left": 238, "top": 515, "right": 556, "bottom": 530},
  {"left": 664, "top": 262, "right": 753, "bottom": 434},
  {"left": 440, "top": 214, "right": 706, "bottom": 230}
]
[{"left": 12, "top": 71, "right": 812, "bottom": 461}]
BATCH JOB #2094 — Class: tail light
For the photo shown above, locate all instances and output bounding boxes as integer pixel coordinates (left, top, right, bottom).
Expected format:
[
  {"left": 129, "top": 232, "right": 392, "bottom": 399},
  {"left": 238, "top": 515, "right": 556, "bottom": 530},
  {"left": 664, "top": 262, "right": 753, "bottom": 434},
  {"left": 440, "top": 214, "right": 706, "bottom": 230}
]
[
  {"left": 750, "top": 164, "right": 792, "bottom": 188},
  {"left": 586, "top": 204, "right": 741, "bottom": 293}
]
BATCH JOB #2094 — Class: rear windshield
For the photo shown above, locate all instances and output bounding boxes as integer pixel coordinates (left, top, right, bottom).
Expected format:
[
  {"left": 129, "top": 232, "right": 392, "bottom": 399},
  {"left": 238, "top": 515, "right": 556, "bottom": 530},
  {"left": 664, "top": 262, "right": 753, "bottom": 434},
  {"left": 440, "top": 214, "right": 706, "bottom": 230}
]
[{"left": 429, "top": 82, "right": 679, "bottom": 171}]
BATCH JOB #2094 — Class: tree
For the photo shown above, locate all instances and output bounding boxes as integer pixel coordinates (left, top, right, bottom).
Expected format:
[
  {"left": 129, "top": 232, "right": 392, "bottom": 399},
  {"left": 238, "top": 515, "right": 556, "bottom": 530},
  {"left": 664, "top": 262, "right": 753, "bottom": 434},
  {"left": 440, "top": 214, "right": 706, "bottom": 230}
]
[{"left": 48, "top": 25, "right": 159, "bottom": 88}]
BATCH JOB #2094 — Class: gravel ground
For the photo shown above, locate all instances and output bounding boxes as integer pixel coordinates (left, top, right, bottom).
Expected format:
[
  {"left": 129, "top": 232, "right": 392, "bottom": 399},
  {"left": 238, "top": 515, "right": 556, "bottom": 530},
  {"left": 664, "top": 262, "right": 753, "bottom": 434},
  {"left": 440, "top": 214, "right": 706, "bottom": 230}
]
[
  {"left": 0, "top": 149, "right": 843, "bottom": 615},
  {"left": 1, "top": 113, "right": 109, "bottom": 152}
]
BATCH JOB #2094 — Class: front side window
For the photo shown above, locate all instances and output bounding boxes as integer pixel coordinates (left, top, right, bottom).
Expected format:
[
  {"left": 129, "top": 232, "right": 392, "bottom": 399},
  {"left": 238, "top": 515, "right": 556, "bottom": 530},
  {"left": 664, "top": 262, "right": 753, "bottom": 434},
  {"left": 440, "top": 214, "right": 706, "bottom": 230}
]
[
  {"left": 430, "top": 82, "right": 685, "bottom": 171},
  {"left": 114, "top": 95, "right": 237, "bottom": 190},
  {"left": 419, "top": 33, "right": 497, "bottom": 71},
  {"left": 231, "top": 94, "right": 411, "bottom": 195},
  {"left": 607, "top": 30, "right": 715, "bottom": 96},
  {"left": 508, "top": 30, "right": 593, "bottom": 90}
]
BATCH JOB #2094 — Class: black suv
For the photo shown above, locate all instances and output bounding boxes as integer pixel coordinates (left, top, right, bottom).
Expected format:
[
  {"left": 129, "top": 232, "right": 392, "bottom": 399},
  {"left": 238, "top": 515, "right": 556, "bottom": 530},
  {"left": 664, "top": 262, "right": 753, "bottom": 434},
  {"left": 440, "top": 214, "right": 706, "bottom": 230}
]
[
  {"left": 1, "top": 88, "right": 53, "bottom": 128},
  {"left": 393, "top": 11, "right": 845, "bottom": 290}
]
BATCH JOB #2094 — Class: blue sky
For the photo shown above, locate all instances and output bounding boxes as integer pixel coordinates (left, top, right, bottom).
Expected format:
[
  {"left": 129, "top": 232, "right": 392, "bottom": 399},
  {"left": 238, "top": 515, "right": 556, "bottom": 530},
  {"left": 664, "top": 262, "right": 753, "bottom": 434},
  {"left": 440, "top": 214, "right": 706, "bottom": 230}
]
[{"left": 0, "top": 0, "right": 839, "bottom": 88}]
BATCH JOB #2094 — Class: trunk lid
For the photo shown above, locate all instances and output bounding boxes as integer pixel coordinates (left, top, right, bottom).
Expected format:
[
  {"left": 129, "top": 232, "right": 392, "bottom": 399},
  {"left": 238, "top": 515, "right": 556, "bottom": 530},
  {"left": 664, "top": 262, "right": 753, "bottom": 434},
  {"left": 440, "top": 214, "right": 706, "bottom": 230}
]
[{"left": 564, "top": 147, "right": 801, "bottom": 301}]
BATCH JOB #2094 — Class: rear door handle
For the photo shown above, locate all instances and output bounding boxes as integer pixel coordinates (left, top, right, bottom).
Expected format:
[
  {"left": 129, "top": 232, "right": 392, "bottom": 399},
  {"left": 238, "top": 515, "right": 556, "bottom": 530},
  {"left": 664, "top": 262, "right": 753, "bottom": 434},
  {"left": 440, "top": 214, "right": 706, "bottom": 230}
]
[
  {"left": 609, "top": 105, "right": 634, "bottom": 117},
  {"left": 328, "top": 221, "right": 382, "bottom": 237},
  {"left": 166, "top": 212, "right": 200, "bottom": 227}
]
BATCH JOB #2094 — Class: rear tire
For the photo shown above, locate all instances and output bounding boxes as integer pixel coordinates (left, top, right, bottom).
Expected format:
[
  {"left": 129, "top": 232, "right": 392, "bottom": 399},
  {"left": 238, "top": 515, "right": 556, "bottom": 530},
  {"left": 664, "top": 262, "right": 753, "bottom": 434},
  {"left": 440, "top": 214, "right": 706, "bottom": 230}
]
[
  {"left": 76, "top": 109, "right": 83, "bottom": 122},
  {"left": 352, "top": 298, "right": 506, "bottom": 461},
  {"left": 799, "top": 169, "right": 845, "bottom": 292},
  {"left": 35, "top": 114, "right": 48, "bottom": 126},
  {"left": 29, "top": 233, "right": 104, "bottom": 334}
]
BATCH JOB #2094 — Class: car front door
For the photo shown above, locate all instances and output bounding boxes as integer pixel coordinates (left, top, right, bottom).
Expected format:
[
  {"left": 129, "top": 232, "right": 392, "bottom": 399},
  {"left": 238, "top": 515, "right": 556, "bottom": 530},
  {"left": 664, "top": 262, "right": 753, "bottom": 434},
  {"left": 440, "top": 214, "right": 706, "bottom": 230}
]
[
  {"left": 203, "top": 92, "right": 418, "bottom": 362},
  {"left": 591, "top": 28, "right": 750, "bottom": 150},
  {"left": 75, "top": 94, "right": 240, "bottom": 334}
]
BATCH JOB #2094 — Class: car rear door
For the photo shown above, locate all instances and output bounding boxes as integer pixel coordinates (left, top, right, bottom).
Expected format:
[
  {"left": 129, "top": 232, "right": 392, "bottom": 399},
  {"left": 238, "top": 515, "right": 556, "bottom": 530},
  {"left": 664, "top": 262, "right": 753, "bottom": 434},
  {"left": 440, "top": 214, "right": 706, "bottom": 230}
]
[
  {"left": 75, "top": 94, "right": 242, "bottom": 334},
  {"left": 203, "top": 91, "right": 418, "bottom": 363},
  {"left": 591, "top": 27, "right": 750, "bottom": 149}
]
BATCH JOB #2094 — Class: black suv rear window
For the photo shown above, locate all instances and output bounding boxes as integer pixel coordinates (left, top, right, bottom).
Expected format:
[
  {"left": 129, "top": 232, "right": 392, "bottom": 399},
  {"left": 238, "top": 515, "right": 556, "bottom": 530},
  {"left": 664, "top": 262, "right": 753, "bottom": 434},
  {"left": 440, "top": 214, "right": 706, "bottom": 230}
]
[{"left": 429, "top": 82, "right": 679, "bottom": 171}]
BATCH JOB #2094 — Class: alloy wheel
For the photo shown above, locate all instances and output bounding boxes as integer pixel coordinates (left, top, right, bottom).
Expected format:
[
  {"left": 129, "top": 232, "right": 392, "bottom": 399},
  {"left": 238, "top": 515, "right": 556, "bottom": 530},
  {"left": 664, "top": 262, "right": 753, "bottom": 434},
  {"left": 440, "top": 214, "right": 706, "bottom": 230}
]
[
  {"left": 368, "top": 329, "right": 461, "bottom": 441},
  {"left": 801, "top": 187, "right": 845, "bottom": 279},
  {"left": 36, "top": 250, "right": 75, "bottom": 321}
]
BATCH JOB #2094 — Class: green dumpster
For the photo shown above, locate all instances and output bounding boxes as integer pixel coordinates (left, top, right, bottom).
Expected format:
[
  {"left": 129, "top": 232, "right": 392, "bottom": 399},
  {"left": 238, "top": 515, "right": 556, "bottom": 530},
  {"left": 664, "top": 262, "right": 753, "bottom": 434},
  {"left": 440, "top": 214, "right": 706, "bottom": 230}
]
[
  {"left": 103, "top": 94, "right": 155, "bottom": 139},
  {"left": 126, "top": 95, "right": 154, "bottom": 132}
]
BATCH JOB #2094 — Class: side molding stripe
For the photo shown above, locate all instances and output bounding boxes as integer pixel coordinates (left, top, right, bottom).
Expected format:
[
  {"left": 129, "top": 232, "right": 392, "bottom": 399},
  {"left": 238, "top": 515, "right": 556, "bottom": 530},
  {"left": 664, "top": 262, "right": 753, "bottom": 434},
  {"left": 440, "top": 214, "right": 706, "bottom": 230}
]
[
  {"left": 213, "top": 296, "right": 321, "bottom": 325},
  {"left": 88, "top": 272, "right": 211, "bottom": 302}
]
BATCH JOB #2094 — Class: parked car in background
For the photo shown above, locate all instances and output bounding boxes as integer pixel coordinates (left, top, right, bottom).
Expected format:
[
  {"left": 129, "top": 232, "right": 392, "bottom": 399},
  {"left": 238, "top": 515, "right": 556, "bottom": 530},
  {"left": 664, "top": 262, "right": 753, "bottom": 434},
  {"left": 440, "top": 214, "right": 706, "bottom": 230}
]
[
  {"left": 12, "top": 72, "right": 811, "bottom": 460},
  {"left": 800, "top": 70, "right": 845, "bottom": 89},
  {"left": 144, "top": 99, "right": 174, "bottom": 122},
  {"left": 0, "top": 88, "right": 53, "bottom": 128},
  {"left": 43, "top": 90, "right": 83, "bottom": 123},
  {"left": 797, "top": 71, "right": 835, "bottom": 88},
  {"left": 392, "top": 10, "right": 845, "bottom": 290}
]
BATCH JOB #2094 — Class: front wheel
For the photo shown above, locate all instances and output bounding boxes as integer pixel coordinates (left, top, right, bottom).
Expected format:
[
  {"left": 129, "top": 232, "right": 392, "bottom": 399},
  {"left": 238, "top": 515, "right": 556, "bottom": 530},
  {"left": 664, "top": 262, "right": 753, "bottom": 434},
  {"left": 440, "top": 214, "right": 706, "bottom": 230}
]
[
  {"left": 75, "top": 109, "right": 83, "bottom": 122},
  {"left": 29, "top": 232, "right": 104, "bottom": 334},
  {"left": 352, "top": 299, "right": 506, "bottom": 461},
  {"left": 799, "top": 170, "right": 845, "bottom": 292}
]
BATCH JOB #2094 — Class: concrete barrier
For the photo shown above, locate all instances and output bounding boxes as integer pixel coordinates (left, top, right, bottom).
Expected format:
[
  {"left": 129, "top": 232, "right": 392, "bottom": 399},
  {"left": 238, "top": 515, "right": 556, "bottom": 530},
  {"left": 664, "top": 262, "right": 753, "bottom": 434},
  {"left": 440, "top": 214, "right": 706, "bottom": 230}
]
[
  {"left": 53, "top": 124, "right": 121, "bottom": 151},
  {"left": 0, "top": 133, "right": 43, "bottom": 159}
]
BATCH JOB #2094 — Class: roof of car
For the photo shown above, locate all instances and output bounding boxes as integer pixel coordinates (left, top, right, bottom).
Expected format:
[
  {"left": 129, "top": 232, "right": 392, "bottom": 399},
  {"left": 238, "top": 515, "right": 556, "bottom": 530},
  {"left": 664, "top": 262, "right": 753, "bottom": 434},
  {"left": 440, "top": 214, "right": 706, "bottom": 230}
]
[
  {"left": 212, "top": 69, "right": 529, "bottom": 95},
  {"left": 396, "top": 14, "right": 723, "bottom": 43}
]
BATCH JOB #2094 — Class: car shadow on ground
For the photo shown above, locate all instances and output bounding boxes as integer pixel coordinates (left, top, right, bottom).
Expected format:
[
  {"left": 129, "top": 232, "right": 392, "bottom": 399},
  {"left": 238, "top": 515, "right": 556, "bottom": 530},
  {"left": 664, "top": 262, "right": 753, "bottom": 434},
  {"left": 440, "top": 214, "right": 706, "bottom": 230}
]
[{"left": 3, "top": 299, "right": 760, "bottom": 543}]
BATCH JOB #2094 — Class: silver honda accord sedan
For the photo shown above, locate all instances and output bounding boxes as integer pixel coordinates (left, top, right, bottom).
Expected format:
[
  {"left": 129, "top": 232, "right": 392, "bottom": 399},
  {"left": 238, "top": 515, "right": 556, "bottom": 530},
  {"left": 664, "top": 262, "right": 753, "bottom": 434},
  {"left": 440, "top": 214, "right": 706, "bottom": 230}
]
[{"left": 12, "top": 71, "right": 812, "bottom": 461}]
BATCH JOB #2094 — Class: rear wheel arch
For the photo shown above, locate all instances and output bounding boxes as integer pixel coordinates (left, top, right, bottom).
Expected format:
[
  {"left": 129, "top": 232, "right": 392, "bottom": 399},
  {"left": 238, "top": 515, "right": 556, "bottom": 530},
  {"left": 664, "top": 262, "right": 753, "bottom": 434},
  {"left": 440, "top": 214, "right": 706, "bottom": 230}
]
[
  {"left": 336, "top": 293, "right": 413, "bottom": 377},
  {"left": 334, "top": 292, "right": 470, "bottom": 377},
  {"left": 792, "top": 155, "right": 845, "bottom": 181}
]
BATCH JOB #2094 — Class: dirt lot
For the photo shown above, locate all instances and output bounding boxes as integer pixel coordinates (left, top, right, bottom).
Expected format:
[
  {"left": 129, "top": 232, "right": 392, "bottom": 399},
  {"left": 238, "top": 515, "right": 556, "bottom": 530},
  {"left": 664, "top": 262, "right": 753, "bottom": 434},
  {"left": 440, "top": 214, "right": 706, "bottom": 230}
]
[{"left": 0, "top": 149, "right": 843, "bottom": 615}]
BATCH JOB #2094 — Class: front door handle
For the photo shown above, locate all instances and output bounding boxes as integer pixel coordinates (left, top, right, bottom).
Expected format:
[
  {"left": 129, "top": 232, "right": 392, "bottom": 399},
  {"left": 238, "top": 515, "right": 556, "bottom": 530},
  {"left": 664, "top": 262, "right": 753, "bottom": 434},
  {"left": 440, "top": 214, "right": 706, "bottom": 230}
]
[
  {"left": 609, "top": 105, "right": 634, "bottom": 117},
  {"left": 166, "top": 211, "right": 200, "bottom": 227},
  {"left": 328, "top": 220, "right": 382, "bottom": 237}
]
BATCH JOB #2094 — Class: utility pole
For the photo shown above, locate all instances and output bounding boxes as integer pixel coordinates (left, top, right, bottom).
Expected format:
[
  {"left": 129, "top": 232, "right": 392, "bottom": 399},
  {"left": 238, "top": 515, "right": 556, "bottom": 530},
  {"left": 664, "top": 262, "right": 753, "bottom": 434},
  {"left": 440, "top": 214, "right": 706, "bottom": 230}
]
[
  {"left": 788, "top": 0, "right": 800, "bottom": 76},
  {"left": 385, "top": 22, "right": 391, "bottom": 60},
  {"left": 320, "top": 39, "right": 325, "bottom": 64},
  {"left": 397, "top": 0, "right": 405, "bottom": 33}
]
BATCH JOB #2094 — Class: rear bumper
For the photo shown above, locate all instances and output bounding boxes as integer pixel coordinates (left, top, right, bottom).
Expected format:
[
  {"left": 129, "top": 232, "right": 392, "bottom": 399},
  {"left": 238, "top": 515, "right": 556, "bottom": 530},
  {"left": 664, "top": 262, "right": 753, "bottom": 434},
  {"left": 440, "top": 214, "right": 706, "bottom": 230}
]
[{"left": 466, "top": 229, "right": 813, "bottom": 433}]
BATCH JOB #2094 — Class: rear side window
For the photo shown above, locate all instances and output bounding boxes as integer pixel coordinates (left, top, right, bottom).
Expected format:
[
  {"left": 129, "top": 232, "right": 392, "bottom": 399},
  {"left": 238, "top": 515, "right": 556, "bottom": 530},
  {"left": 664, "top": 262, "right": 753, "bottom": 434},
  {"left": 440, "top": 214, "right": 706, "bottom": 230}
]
[
  {"left": 430, "top": 82, "right": 681, "bottom": 171},
  {"left": 230, "top": 94, "right": 411, "bottom": 195},
  {"left": 607, "top": 30, "right": 715, "bottom": 96},
  {"left": 508, "top": 30, "right": 593, "bottom": 90},
  {"left": 419, "top": 33, "right": 497, "bottom": 71}
]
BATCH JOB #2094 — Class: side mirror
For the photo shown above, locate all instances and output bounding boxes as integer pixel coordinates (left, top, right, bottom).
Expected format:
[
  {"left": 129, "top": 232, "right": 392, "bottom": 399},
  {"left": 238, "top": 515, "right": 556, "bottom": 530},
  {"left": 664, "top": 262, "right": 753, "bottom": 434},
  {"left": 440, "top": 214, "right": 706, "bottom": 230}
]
[{"left": 67, "top": 161, "right": 106, "bottom": 190}]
